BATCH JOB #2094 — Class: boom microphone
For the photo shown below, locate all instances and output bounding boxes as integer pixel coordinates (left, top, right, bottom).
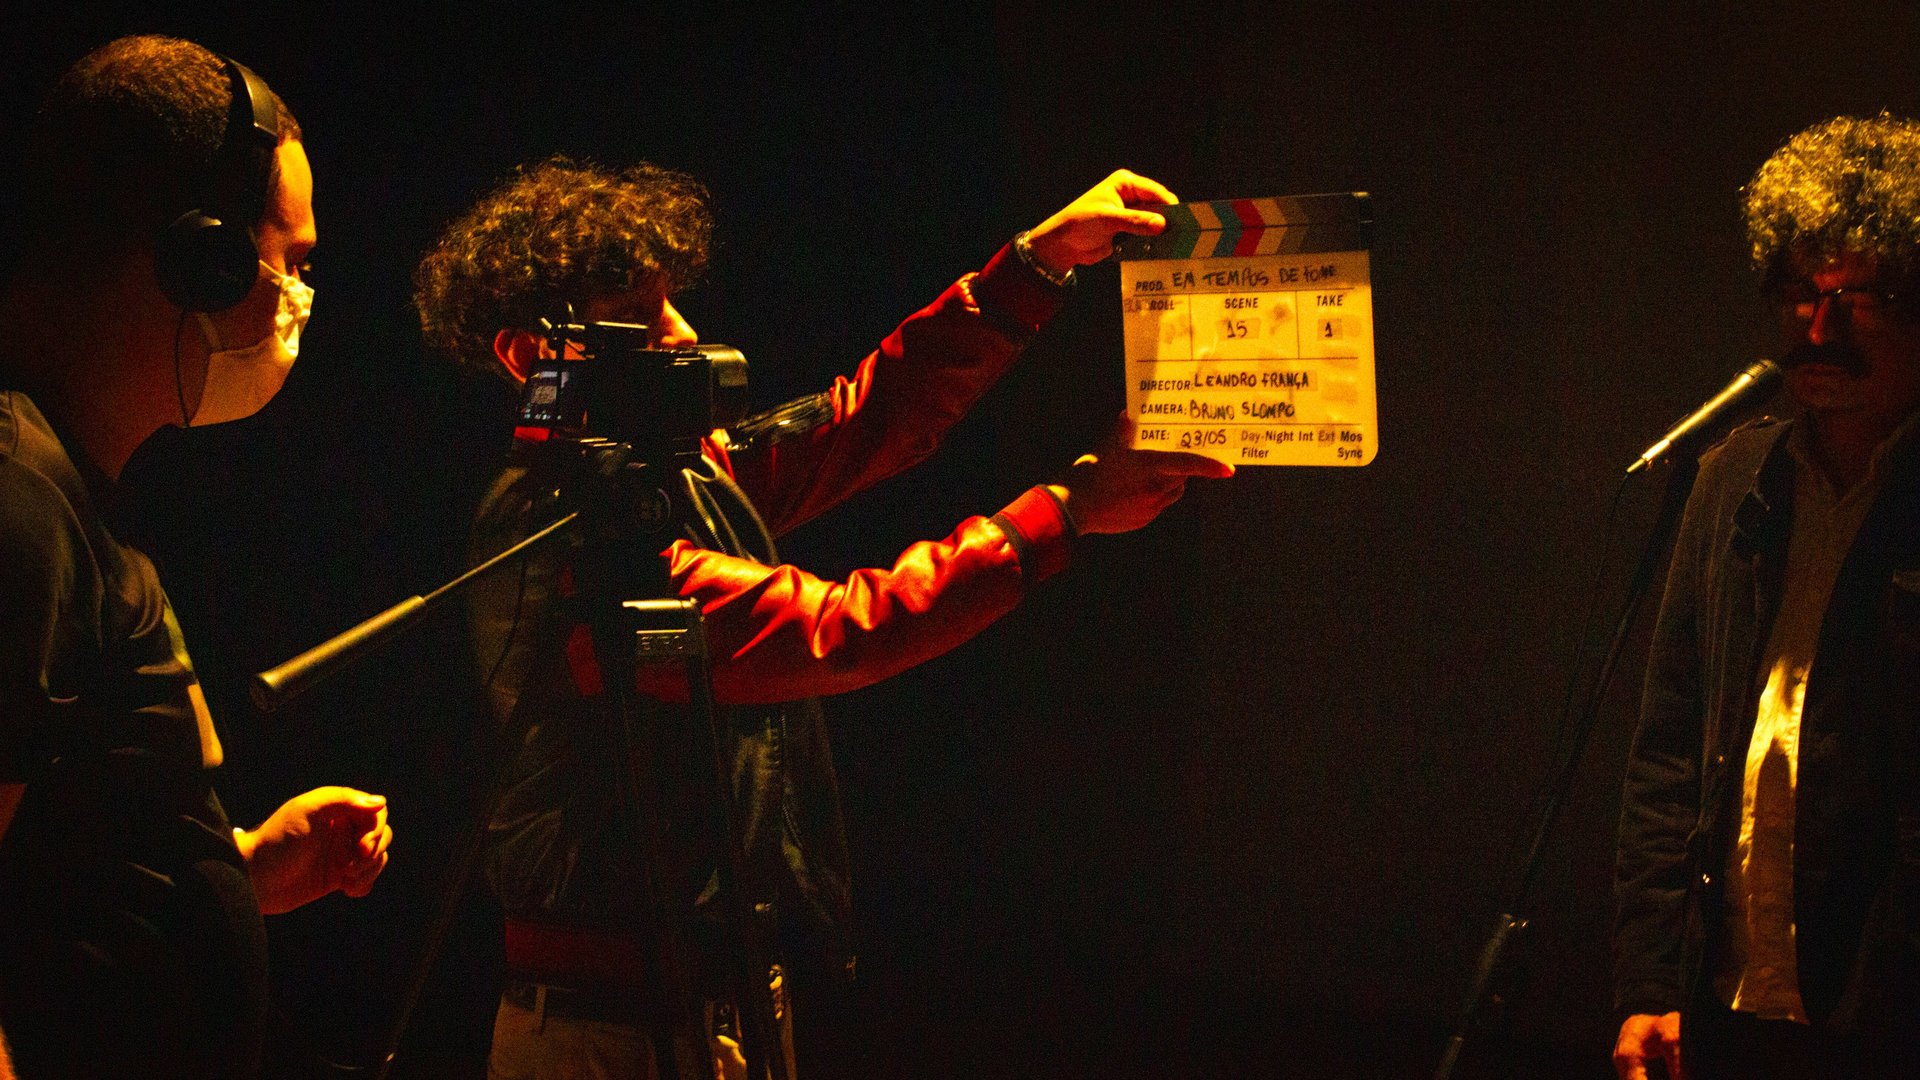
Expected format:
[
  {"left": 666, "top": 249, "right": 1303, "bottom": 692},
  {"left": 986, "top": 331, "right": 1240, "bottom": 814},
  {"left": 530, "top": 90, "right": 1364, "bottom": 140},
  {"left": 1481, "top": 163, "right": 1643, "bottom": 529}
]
[{"left": 1625, "top": 359, "right": 1781, "bottom": 476}]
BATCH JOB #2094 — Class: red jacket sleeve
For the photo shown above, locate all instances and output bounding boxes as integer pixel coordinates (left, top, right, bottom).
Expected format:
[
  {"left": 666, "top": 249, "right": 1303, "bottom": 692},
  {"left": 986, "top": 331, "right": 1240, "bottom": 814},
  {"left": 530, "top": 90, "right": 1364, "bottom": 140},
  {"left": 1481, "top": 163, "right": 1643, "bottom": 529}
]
[
  {"left": 635, "top": 486, "right": 1072, "bottom": 704},
  {"left": 727, "top": 243, "right": 1069, "bottom": 536},
  {"left": 615, "top": 246, "right": 1076, "bottom": 704}
]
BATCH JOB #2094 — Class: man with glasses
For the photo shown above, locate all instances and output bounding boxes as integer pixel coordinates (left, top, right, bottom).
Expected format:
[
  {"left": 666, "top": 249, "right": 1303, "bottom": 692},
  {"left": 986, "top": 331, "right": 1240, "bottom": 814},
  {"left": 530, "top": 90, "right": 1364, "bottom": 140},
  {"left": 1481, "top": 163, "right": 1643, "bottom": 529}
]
[{"left": 1614, "top": 115, "right": 1920, "bottom": 1079}]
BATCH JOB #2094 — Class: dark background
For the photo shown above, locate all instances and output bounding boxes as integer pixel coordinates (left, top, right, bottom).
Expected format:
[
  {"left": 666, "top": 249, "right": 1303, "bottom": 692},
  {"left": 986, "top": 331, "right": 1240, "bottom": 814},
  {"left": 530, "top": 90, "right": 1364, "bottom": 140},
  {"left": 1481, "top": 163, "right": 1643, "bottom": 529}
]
[{"left": 5, "top": 3, "right": 1919, "bottom": 1077}]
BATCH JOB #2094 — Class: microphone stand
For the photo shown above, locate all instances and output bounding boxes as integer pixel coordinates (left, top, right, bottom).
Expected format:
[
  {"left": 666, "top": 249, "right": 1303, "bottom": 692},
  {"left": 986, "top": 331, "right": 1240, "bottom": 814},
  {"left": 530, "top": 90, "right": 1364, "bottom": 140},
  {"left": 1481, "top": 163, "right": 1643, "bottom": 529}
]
[
  {"left": 253, "top": 438, "right": 793, "bottom": 1080},
  {"left": 1432, "top": 454, "right": 1698, "bottom": 1080},
  {"left": 580, "top": 470, "right": 793, "bottom": 1080},
  {"left": 593, "top": 592, "right": 793, "bottom": 1080}
]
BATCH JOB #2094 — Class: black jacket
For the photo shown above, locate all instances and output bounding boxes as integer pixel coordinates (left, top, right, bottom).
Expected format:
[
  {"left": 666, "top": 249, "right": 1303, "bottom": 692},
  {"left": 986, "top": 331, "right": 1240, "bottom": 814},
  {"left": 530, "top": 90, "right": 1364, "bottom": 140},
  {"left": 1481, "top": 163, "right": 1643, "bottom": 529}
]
[
  {"left": 470, "top": 452, "right": 855, "bottom": 978},
  {"left": 1615, "top": 416, "right": 1920, "bottom": 1046},
  {"left": 469, "top": 247, "right": 1070, "bottom": 988}
]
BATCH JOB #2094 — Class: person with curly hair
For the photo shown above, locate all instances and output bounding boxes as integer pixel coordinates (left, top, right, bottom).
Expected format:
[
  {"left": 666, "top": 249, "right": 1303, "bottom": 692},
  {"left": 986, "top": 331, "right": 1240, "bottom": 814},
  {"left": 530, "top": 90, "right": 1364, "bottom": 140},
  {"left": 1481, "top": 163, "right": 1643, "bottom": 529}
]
[
  {"left": 416, "top": 159, "right": 714, "bottom": 375},
  {"left": 415, "top": 158, "right": 1232, "bottom": 1079},
  {"left": 1614, "top": 114, "right": 1920, "bottom": 1080}
]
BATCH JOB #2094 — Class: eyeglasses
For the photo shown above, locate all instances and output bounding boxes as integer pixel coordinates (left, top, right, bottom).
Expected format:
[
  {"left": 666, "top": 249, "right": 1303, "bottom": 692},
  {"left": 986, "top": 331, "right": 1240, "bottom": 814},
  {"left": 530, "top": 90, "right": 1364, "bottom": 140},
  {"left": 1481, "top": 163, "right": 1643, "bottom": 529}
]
[{"left": 1771, "top": 281, "right": 1904, "bottom": 325}]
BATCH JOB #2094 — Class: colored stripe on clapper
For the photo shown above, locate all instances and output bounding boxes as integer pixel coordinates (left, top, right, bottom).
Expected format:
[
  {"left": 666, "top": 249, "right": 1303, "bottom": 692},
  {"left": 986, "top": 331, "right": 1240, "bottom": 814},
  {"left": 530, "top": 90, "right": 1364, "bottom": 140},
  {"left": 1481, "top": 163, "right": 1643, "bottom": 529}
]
[{"left": 1114, "top": 193, "right": 1372, "bottom": 260}]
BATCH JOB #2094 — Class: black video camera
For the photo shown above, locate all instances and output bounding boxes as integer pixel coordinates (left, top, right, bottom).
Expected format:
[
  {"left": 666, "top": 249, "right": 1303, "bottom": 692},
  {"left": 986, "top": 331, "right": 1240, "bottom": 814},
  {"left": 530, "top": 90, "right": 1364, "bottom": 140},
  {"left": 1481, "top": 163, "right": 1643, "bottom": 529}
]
[{"left": 517, "top": 315, "right": 750, "bottom": 460}]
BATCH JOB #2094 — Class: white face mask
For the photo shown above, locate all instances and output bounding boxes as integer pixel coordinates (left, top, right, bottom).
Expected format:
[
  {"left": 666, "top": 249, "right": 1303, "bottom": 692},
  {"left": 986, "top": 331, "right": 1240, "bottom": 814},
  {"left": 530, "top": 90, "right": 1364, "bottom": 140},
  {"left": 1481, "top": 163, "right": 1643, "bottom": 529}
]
[{"left": 188, "top": 261, "right": 314, "bottom": 426}]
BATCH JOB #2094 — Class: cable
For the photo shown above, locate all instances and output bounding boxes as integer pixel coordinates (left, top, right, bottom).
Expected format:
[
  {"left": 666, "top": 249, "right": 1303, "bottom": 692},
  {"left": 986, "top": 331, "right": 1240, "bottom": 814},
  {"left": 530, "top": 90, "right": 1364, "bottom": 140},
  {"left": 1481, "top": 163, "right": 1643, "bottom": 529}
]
[
  {"left": 704, "top": 466, "right": 777, "bottom": 563},
  {"left": 680, "top": 466, "right": 727, "bottom": 553}
]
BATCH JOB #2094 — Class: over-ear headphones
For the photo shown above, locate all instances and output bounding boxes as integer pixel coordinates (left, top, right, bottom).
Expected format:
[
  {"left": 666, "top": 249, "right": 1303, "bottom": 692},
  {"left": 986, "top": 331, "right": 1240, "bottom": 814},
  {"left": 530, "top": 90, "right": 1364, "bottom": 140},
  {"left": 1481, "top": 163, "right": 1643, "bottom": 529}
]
[{"left": 153, "top": 55, "right": 281, "bottom": 313}]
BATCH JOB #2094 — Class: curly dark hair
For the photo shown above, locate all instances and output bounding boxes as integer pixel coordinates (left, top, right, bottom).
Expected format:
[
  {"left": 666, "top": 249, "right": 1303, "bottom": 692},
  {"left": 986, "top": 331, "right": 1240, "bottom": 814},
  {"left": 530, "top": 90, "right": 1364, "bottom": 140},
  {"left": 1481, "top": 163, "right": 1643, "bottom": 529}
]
[
  {"left": 23, "top": 35, "right": 300, "bottom": 248},
  {"left": 413, "top": 157, "right": 713, "bottom": 375},
  {"left": 1744, "top": 113, "right": 1920, "bottom": 286}
]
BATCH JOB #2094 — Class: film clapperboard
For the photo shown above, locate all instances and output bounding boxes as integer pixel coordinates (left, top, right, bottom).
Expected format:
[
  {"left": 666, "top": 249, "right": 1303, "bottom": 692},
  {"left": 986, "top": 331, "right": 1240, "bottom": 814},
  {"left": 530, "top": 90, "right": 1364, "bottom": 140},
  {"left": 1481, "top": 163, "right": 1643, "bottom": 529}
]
[{"left": 1116, "top": 193, "right": 1375, "bottom": 466}]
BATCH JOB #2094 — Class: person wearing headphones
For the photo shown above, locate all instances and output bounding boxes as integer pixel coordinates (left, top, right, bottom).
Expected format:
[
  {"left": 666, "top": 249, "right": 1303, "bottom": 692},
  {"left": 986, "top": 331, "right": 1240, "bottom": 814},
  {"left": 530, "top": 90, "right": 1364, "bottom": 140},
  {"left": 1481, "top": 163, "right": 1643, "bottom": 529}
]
[{"left": 0, "top": 36, "right": 391, "bottom": 1080}]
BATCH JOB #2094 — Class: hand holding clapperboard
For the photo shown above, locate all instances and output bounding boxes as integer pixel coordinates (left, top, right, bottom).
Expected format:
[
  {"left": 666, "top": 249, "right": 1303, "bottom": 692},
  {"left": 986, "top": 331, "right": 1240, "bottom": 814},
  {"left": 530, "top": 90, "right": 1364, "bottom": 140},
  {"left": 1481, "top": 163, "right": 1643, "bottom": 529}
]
[{"left": 1115, "top": 194, "right": 1376, "bottom": 466}]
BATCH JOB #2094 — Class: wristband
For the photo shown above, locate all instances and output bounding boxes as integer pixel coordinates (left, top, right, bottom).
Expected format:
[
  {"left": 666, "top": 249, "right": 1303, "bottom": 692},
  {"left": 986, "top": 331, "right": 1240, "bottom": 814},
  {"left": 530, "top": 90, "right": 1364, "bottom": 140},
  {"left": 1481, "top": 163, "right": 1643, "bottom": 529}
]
[{"left": 1013, "top": 230, "right": 1077, "bottom": 289}]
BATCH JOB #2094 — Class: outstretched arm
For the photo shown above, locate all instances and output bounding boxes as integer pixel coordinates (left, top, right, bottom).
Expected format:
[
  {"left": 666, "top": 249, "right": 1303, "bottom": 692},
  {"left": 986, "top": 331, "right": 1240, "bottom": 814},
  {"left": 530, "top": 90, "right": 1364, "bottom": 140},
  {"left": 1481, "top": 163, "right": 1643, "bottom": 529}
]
[
  {"left": 640, "top": 417, "right": 1230, "bottom": 705},
  {"left": 732, "top": 170, "right": 1181, "bottom": 536},
  {"left": 1021, "top": 169, "right": 1178, "bottom": 276},
  {"left": 1048, "top": 415, "right": 1232, "bottom": 535}
]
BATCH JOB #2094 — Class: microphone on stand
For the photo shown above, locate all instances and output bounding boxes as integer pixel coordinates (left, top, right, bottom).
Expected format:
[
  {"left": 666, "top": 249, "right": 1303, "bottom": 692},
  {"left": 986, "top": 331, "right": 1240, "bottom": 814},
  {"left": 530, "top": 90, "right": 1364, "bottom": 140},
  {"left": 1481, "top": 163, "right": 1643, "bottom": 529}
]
[{"left": 1625, "top": 359, "right": 1782, "bottom": 475}]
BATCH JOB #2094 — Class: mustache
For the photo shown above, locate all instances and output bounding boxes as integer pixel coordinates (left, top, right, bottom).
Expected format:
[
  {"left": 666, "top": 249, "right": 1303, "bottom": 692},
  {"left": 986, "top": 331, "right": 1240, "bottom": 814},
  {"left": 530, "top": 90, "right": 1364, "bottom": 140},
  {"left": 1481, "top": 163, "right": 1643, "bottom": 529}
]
[{"left": 1783, "top": 340, "right": 1870, "bottom": 376}]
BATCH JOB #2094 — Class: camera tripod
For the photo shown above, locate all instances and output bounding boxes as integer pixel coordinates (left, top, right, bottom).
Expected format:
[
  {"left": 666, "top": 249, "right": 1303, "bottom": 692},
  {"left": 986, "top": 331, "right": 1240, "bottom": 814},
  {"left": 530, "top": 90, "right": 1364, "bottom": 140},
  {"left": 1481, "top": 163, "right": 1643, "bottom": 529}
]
[{"left": 256, "top": 435, "right": 795, "bottom": 1080}]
